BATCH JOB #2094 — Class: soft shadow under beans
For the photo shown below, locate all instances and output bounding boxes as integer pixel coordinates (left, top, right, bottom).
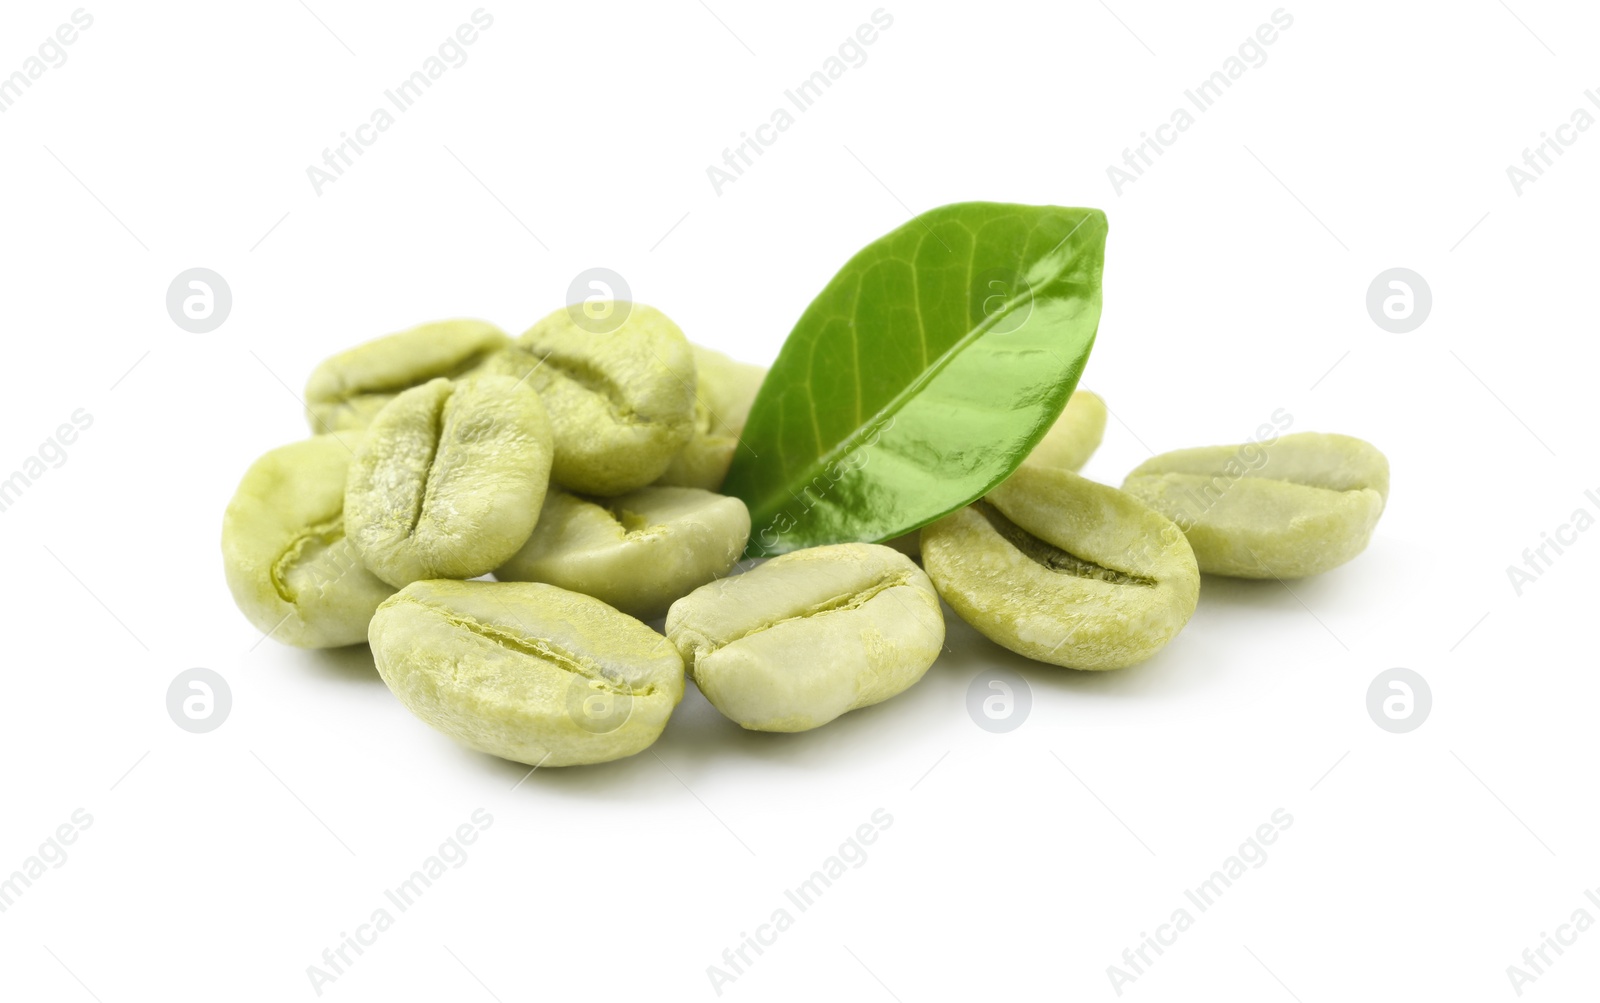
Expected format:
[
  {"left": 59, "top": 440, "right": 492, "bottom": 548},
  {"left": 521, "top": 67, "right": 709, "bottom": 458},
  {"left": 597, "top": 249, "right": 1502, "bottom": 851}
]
[
  {"left": 302, "top": 643, "right": 383, "bottom": 683},
  {"left": 478, "top": 685, "right": 760, "bottom": 798},
  {"left": 463, "top": 582, "right": 1257, "bottom": 796},
  {"left": 647, "top": 682, "right": 884, "bottom": 774},
  {"left": 1196, "top": 571, "right": 1347, "bottom": 612},
  {"left": 469, "top": 735, "right": 669, "bottom": 798},
  {"left": 484, "top": 591, "right": 1228, "bottom": 794},
  {"left": 939, "top": 602, "right": 1185, "bottom": 701}
]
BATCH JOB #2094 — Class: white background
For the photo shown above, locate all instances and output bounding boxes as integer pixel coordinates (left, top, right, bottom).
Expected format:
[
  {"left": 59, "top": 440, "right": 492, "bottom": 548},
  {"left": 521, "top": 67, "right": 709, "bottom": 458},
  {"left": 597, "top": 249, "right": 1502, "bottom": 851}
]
[{"left": 1, "top": 1, "right": 1596, "bottom": 1000}]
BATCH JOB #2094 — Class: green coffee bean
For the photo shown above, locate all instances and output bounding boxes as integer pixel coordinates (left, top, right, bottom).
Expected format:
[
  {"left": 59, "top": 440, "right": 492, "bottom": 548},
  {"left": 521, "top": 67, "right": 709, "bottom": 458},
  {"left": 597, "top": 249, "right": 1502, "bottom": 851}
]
[
  {"left": 921, "top": 465, "right": 1199, "bottom": 670},
  {"left": 1024, "top": 389, "right": 1106, "bottom": 472},
  {"left": 495, "top": 486, "right": 751, "bottom": 619},
  {"left": 304, "top": 319, "right": 507, "bottom": 433},
  {"left": 666, "top": 543, "right": 944, "bottom": 732},
  {"left": 487, "top": 303, "right": 696, "bottom": 496},
  {"left": 345, "top": 375, "right": 553, "bottom": 588},
  {"left": 370, "top": 580, "right": 685, "bottom": 767},
  {"left": 222, "top": 434, "right": 394, "bottom": 647},
  {"left": 656, "top": 345, "right": 766, "bottom": 491},
  {"left": 1121, "top": 431, "right": 1389, "bottom": 579}
]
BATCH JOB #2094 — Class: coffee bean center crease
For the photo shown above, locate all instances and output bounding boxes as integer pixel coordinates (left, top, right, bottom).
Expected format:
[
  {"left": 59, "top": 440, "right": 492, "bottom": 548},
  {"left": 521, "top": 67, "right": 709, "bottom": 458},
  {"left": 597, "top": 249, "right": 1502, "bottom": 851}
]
[
  {"left": 400, "top": 596, "right": 656, "bottom": 696},
  {"left": 975, "top": 501, "right": 1154, "bottom": 587}
]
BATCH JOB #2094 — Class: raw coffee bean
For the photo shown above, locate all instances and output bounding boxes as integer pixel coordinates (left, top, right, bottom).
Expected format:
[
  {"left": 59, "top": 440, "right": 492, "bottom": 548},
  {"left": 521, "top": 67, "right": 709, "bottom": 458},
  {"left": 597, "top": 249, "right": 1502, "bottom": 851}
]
[
  {"left": 370, "top": 580, "right": 685, "bottom": 767},
  {"left": 1121, "top": 431, "right": 1389, "bottom": 578},
  {"left": 666, "top": 543, "right": 944, "bottom": 732},
  {"left": 221, "top": 433, "right": 394, "bottom": 647},
  {"left": 304, "top": 319, "right": 507, "bottom": 433},
  {"left": 921, "top": 465, "right": 1199, "bottom": 670},
  {"left": 487, "top": 303, "right": 696, "bottom": 496},
  {"left": 655, "top": 345, "right": 766, "bottom": 491},
  {"left": 345, "top": 375, "right": 553, "bottom": 587},
  {"left": 1023, "top": 389, "right": 1106, "bottom": 472},
  {"left": 495, "top": 486, "right": 750, "bottom": 620}
]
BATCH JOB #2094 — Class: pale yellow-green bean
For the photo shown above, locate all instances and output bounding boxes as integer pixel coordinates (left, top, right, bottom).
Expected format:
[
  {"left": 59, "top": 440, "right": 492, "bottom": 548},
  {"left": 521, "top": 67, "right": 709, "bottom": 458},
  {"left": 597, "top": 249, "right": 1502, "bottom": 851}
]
[
  {"left": 667, "top": 543, "right": 944, "bottom": 732},
  {"left": 304, "top": 319, "right": 507, "bottom": 433},
  {"left": 1023, "top": 389, "right": 1107, "bottom": 473},
  {"left": 487, "top": 303, "right": 696, "bottom": 496},
  {"left": 495, "top": 486, "right": 750, "bottom": 619},
  {"left": 345, "top": 375, "right": 553, "bottom": 587},
  {"left": 1121, "top": 431, "right": 1389, "bottom": 578},
  {"left": 370, "top": 580, "right": 685, "bottom": 767},
  {"left": 656, "top": 345, "right": 767, "bottom": 491},
  {"left": 222, "top": 433, "right": 394, "bottom": 647},
  {"left": 922, "top": 465, "right": 1199, "bottom": 670}
]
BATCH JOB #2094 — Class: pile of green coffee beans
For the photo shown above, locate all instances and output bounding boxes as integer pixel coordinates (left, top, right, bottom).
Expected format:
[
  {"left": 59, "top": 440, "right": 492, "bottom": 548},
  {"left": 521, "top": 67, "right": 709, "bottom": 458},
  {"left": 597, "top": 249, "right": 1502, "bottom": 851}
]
[{"left": 222, "top": 305, "right": 1389, "bottom": 767}]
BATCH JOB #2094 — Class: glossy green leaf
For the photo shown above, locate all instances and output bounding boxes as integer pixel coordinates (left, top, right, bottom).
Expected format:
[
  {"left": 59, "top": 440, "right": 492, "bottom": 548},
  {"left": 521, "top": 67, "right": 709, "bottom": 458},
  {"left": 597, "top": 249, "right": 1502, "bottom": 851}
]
[{"left": 725, "top": 201, "right": 1107, "bottom": 557}]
